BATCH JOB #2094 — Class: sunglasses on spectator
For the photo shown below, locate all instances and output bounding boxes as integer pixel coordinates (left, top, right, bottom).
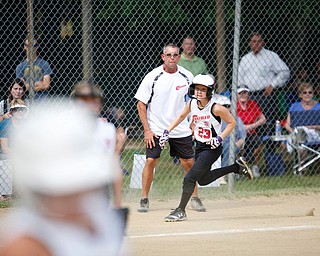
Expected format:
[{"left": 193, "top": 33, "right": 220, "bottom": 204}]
[
  {"left": 165, "top": 53, "right": 179, "bottom": 58},
  {"left": 302, "top": 91, "right": 313, "bottom": 94},
  {"left": 223, "top": 105, "right": 231, "bottom": 108}
]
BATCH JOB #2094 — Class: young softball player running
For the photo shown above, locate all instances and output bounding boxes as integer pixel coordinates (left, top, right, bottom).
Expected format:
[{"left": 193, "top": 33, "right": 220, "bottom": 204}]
[{"left": 159, "top": 74, "right": 253, "bottom": 222}]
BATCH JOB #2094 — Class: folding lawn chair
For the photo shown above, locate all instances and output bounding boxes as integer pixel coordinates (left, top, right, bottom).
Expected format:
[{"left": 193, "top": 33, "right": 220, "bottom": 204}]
[{"left": 289, "top": 110, "right": 320, "bottom": 174}]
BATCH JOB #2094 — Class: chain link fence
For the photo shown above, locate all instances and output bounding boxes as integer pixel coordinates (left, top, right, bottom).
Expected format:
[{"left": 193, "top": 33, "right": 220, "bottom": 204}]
[{"left": 0, "top": 0, "right": 320, "bottom": 201}]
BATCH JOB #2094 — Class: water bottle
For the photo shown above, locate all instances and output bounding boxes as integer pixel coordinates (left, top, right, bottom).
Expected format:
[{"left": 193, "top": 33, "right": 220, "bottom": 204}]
[{"left": 275, "top": 120, "right": 281, "bottom": 138}]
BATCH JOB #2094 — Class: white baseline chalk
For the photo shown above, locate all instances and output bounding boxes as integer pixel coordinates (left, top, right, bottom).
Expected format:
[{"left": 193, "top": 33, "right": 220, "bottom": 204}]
[{"left": 127, "top": 225, "right": 320, "bottom": 239}]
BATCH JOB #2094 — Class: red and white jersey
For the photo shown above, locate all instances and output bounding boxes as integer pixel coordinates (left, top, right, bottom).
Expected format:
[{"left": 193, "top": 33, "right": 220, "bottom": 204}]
[
  {"left": 190, "top": 98, "right": 221, "bottom": 143},
  {"left": 135, "top": 65, "right": 193, "bottom": 138}
]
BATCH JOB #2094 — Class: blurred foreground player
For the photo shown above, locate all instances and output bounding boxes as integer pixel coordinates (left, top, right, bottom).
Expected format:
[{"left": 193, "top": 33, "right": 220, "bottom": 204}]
[
  {"left": 0, "top": 102, "right": 124, "bottom": 256},
  {"left": 70, "top": 81, "right": 129, "bottom": 233}
]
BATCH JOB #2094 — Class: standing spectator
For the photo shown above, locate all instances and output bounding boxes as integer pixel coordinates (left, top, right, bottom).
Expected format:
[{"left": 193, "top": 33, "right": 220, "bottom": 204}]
[
  {"left": 135, "top": 43, "right": 206, "bottom": 213},
  {"left": 237, "top": 85, "right": 266, "bottom": 177},
  {"left": 238, "top": 32, "right": 290, "bottom": 135},
  {"left": 0, "top": 103, "right": 123, "bottom": 256},
  {"left": 238, "top": 33, "right": 290, "bottom": 172},
  {"left": 162, "top": 74, "right": 252, "bottom": 222},
  {"left": 0, "top": 78, "right": 26, "bottom": 122},
  {"left": 178, "top": 36, "right": 208, "bottom": 76},
  {"left": 174, "top": 36, "right": 208, "bottom": 165},
  {"left": 16, "top": 38, "right": 53, "bottom": 100}
]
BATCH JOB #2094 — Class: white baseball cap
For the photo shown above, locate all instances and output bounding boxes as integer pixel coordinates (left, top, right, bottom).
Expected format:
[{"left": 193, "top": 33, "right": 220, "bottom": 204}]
[{"left": 237, "top": 85, "right": 250, "bottom": 93}]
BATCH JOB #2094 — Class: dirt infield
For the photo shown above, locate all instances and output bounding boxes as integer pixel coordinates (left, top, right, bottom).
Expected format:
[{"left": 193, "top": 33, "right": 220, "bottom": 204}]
[
  {"left": 1, "top": 194, "right": 319, "bottom": 255},
  {"left": 123, "top": 194, "right": 320, "bottom": 256}
]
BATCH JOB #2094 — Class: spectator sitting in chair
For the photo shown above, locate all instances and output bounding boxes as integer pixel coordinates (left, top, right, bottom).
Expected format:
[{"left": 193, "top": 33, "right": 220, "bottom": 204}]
[
  {"left": 215, "top": 96, "right": 246, "bottom": 163},
  {"left": 213, "top": 94, "right": 246, "bottom": 184},
  {"left": 284, "top": 83, "right": 320, "bottom": 133},
  {"left": 0, "top": 78, "right": 27, "bottom": 122},
  {"left": 0, "top": 99, "right": 27, "bottom": 155},
  {"left": 283, "top": 83, "right": 320, "bottom": 172},
  {"left": 237, "top": 85, "right": 266, "bottom": 177}
]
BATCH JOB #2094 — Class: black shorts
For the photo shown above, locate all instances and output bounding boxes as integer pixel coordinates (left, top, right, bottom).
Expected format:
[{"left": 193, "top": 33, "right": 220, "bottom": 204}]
[{"left": 146, "top": 135, "right": 194, "bottom": 159}]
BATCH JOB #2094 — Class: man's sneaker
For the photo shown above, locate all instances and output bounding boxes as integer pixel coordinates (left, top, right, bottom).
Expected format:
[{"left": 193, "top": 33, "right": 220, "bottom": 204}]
[
  {"left": 236, "top": 157, "right": 253, "bottom": 180},
  {"left": 189, "top": 197, "right": 206, "bottom": 212},
  {"left": 251, "top": 165, "right": 260, "bottom": 178},
  {"left": 137, "top": 198, "right": 149, "bottom": 213},
  {"left": 164, "top": 208, "right": 187, "bottom": 222}
]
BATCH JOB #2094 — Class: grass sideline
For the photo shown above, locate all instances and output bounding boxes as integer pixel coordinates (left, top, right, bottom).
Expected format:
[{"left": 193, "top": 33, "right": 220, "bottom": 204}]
[
  {"left": 121, "top": 143, "right": 320, "bottom": 202},
  {"left": 0, "top": 200, "right": 12, "bottom": 208}
]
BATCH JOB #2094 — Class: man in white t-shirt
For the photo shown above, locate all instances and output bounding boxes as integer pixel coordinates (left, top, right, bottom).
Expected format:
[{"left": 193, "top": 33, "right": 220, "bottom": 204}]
[{"left": 135, "top": 43, "right": 206, "bottom": 213}]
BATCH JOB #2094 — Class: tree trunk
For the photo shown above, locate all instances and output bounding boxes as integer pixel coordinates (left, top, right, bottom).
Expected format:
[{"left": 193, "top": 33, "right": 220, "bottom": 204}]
[{"left": 215, "top": 0, "right": 227, "bottom": 92}]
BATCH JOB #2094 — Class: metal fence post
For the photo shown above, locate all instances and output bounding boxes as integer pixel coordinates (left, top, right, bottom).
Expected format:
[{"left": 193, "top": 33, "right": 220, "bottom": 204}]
[
  {"left": 27, "top": 0, "right": 35, "bottom": 105},
  {"left": 82, "top": 0, "right": 92, "bottom": 81},
  {"left": 228, "top": 0, "right": 242, "bottom": 194}
]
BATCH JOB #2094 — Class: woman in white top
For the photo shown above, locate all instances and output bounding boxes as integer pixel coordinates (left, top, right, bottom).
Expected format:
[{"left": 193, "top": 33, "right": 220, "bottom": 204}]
[
  {"left": 0, "top": 78, "right": 26, "bottom": 122},
  {"left": 160, "top": 74, "right": 253, "bottom": 222}
]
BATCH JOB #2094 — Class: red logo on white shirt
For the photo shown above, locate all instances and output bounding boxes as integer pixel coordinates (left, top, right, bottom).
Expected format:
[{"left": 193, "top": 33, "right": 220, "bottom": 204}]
[
  {"left": 193, "top": 115, "right": 210, "bottom": 121},
  {"left": 176, "top": 84, "right": 187, "bottom": 90}
]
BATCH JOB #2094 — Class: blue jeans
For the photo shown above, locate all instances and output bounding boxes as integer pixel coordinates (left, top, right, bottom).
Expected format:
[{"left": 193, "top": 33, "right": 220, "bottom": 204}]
[{"left": 222, "top": 143, "right": 240, "bottom": 167}]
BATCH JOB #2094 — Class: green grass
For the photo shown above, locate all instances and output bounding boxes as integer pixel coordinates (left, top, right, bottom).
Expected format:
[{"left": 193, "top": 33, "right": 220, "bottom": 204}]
[
  {"left": 0, "top": 200, "right": 13, "bottom": 208},
  {"left": 121, "top": 140, "right": 320, "bottom": 202}
]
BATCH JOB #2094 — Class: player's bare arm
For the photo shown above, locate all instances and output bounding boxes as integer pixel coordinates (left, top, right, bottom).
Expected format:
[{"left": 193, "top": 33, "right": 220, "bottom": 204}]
[
  {"left": 212, "top": 103, "right": 236, "bottom": 140},
  {"left": 137, "top": 100, "right": 157, "bottom": 148}
]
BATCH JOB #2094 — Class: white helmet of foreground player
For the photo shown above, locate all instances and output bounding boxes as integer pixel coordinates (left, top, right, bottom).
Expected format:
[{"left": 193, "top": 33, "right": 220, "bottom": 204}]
[{"left": 10, "top": 100, "right": 114, "bottom": 200}]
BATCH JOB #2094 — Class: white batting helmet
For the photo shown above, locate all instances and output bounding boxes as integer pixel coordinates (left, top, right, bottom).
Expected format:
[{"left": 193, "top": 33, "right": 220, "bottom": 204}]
[{"left": 188, "top": 74, "right": 216, "bottom": 98}]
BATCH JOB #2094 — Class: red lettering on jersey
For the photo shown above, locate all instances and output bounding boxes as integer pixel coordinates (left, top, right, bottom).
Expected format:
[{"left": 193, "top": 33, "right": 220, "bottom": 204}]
[
  {"left": 176, "top": 84, "right": 187, "bottom": 90},
  {"left": 193, "top": 115, "right": 210, "bottom": 121}
]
